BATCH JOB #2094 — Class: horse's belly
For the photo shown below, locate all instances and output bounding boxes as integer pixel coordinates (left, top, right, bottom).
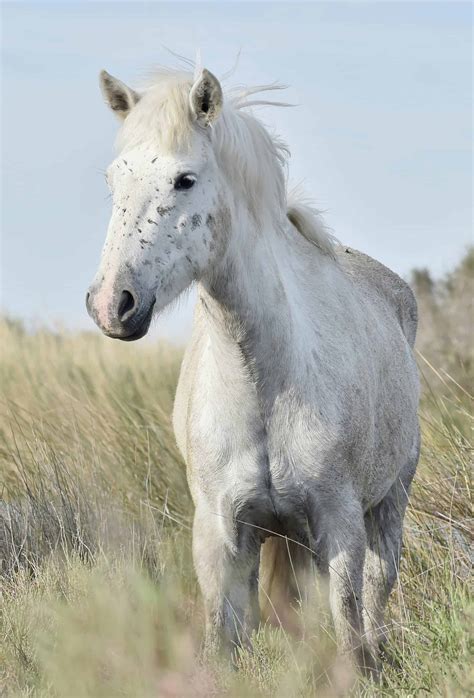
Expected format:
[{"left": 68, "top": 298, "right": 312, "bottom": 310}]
[{"left": 263, "top": 381, "right": 419, "bottom": 512}]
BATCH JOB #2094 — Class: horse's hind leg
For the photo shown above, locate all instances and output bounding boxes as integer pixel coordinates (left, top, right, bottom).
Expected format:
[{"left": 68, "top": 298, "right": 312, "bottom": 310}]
[
  {"left": 192, "top": 504, "right": 260, "bottom": 660},
  {"left": 324, "top": 497, "right": 378, "bottom": 675},
  {"left": 363, "top": 434, "right": 419, "bottom": 656}
]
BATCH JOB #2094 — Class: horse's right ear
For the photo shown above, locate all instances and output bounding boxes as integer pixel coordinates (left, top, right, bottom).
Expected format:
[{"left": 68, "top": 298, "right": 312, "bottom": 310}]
[{"left": 99, "top": 70, "right": 140, "bottom": 120}]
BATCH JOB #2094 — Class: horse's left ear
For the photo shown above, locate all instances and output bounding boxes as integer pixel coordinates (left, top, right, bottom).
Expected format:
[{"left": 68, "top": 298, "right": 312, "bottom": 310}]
[
  {"left": 189, "top": 69, "right": 223, "bottom": 126},
  {"left": 99, "top": 70, "right": 140, "bottom": 120}
]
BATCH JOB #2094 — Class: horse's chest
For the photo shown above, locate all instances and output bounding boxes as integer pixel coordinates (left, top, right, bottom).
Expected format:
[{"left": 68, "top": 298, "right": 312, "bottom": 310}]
[
  {"left": 187, "top": 382, "right": 323, "bottom": 525},
  {"left": 185, "top": 338, "right": 371, "bottom": 523}
]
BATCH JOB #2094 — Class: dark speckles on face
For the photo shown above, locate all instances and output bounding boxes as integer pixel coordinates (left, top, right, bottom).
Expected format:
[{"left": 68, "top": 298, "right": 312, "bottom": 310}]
[
  {"left": 157, "top": 204, "right": 174, "bottom": 217},
  {"left": 191, "top": 213, "right": 202, "bottom": 230},
  {"left": 103, "top": 147, "right": 235, "bottom": 314},
  {"left": 205, "top": 204, "right": 231, "bottom": 257}
]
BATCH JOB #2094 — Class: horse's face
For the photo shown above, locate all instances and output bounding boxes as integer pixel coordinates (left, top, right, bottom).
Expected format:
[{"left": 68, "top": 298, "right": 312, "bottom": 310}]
[{"left": 87, "top": 69, "right": 228, "bottom": 341}]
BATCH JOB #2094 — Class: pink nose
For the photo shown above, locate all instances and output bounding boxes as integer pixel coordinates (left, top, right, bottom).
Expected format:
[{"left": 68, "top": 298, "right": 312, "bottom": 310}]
[
  {"left": 87, "top": 287, "right": 138, "bottom": 323},
  {"left": 86, "top": 273, "right": 155, "bottom": 341},
  {"left": 86, "top": 283, "right": 140, "bottom": 331}
]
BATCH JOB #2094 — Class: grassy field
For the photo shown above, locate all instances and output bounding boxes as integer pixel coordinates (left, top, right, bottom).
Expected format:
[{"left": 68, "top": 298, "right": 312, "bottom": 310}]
[{"left": 0, "top": 252, "right": 472, "bottom": 696}]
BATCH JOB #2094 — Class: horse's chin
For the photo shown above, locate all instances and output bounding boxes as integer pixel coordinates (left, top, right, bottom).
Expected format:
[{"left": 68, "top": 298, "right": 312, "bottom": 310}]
[{"left": 108, "top": 325, "right": 149, "bottom": 342}]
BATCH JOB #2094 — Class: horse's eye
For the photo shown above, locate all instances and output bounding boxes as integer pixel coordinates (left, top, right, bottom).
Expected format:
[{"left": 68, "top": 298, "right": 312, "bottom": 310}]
[{"left": 174, "top": 173, "right": 196, "bottom": 191}]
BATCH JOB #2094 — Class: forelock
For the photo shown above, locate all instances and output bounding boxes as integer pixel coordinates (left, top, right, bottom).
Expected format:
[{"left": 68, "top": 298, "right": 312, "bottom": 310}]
[{"left": 117, "top": 71, "right": 195, "bottom": 153}]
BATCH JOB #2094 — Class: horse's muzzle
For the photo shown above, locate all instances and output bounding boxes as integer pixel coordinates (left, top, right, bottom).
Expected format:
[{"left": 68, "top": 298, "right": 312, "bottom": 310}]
[{"left": 86, "top": 281, "right": 155, "bottom": 341}]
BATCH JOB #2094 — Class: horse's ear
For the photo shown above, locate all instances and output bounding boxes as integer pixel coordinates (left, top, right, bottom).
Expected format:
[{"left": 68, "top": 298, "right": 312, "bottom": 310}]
[
  {"left": 99, "top": 70, "right": 140, "bottom": 120},
  {"left": 189, "top": 69, "right": 223, "bottom": 126}
]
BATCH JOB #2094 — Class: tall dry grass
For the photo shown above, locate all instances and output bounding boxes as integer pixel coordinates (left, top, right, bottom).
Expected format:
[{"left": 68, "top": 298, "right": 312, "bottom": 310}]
[{"left": 0, "top": 250, "right": 472, "bottom": 696}]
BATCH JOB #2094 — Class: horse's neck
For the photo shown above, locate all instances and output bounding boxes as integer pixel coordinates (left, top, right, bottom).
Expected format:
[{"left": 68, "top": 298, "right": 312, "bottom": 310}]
[{"left": 199, "top": 210, "right": 329, "bottom": 398}]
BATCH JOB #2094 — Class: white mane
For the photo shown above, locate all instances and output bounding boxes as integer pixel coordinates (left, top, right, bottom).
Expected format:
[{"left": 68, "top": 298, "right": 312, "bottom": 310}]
[{"left": 117, "top": 69, "right": 336, "bottom": 256}]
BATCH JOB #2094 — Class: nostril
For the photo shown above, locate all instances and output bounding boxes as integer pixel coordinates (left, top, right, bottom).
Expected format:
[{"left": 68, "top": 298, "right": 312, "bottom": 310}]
[
  {"left": 118, "top": 290, "right": 136, "bottom": 321},
  {"left": 85, "top": 291, "right": 91, "bottom": 310}
]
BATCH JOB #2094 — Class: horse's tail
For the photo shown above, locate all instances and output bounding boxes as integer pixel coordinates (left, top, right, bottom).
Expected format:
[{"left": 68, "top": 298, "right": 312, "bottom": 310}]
[
  {"left": 286, "top": 188, "right": 337, "bottom": 258},
  {"left": 259, "top": 536, "right": 313, "bottom": 630}
]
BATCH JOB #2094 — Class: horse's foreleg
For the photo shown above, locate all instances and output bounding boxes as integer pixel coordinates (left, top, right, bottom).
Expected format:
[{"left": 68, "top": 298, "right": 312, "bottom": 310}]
[
  {"left": 247, "top": 554, "right": 261, "bottom": 633},
  {"left": 192, "top": 505, "right": 260, "bottom": 660}
]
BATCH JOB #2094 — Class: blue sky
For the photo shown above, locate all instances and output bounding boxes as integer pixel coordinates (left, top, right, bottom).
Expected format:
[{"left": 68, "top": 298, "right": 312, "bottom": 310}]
[{"left": 1, "top": 1, "right": 472, "bottom": 340}]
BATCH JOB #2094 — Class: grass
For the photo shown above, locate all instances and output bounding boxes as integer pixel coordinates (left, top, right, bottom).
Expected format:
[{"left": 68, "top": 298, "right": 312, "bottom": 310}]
[{"left": 0, "top": 309, "right": 472, "bottom": 697}]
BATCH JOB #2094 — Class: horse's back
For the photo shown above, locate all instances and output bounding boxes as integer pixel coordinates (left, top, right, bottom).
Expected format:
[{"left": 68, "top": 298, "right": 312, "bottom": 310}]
[{"left": 336, "top": 246, "right": 418, "bottom": 348}]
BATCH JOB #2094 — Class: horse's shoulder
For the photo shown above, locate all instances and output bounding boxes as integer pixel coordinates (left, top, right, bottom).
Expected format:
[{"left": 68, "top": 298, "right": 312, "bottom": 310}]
[{"left": 336, "top": 246, "right": 418, "bottom": 347}]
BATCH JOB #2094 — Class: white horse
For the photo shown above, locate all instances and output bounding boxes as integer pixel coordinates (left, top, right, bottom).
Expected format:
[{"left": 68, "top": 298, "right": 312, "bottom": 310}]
[{"left": 87, "top": 65, "right": 420, "bottom": 674}]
